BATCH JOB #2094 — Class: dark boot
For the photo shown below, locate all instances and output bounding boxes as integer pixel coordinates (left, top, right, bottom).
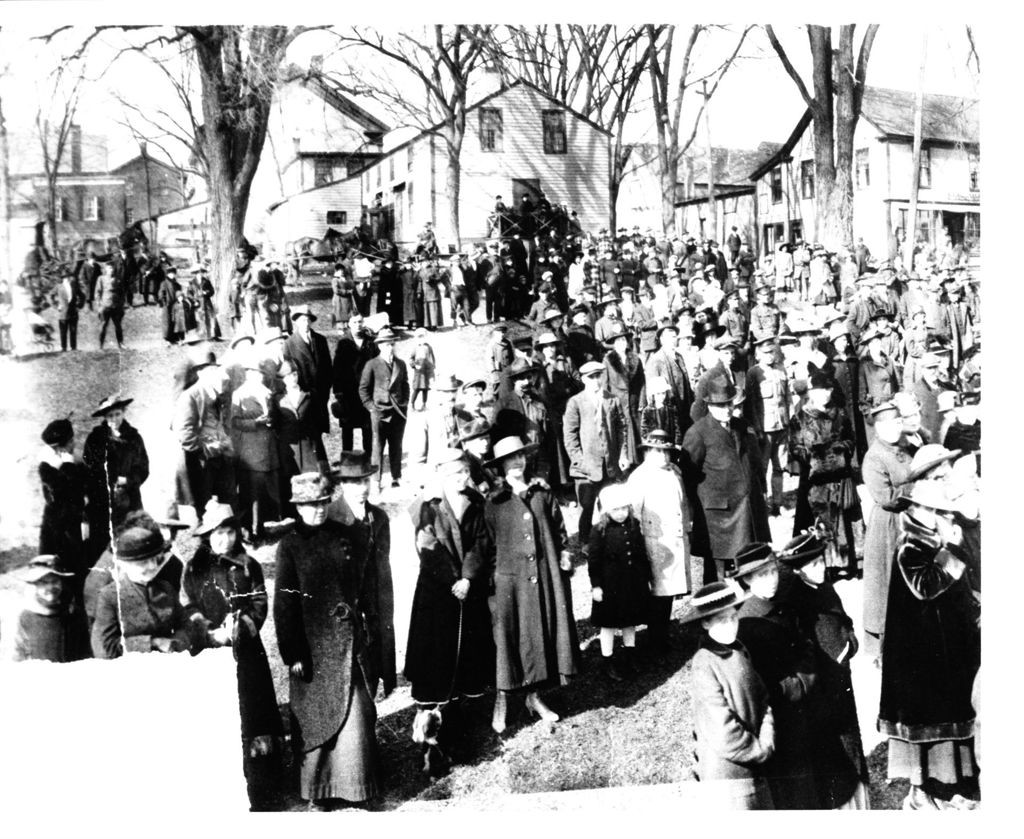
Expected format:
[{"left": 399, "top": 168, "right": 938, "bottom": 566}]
[
  {"left": 619, "top": 646, "right": 638, "bottom": 676},
  {"left": 601, "top": 654, "right": 624, "bottom": 683}
]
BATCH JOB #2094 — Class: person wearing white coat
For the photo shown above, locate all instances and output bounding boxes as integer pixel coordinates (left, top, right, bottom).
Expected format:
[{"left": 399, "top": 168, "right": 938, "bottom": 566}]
[{"left": 627, "top": 429, "right": 693, "bottom": 652}]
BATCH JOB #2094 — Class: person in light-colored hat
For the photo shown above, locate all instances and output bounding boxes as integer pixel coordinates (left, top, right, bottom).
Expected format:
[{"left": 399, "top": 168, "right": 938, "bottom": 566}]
[
  {"left": 411, "top": 372, "right": 463, "bottom": 474},
  {"left": 12, "top": 555, "right": 89, "bottom": 662},
  {"left": 273, "top": 462, "right": 395, "bottom": 808},
  {"left": 482, "top": 436, "right": 580, "bottom": 733},
  {"left": 682, "top": 579, "right": 775, "bottom": 809}
]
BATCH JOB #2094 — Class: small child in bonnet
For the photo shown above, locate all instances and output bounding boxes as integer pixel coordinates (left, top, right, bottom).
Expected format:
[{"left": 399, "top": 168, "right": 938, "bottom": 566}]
[{"left": 12, "top": 555, "right": 91, "bottom": 662}]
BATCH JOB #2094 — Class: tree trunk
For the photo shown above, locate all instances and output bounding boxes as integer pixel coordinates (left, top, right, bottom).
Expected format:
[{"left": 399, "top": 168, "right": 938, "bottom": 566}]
[
  {"left": 444, "top": 142, "right": 461, "bottom": 251},
  {"left": 658, "top": 162, "right": 676, "bottom": 239},
  {"left": 703, "top": 82, "right": 716, "bottom": 244},
  {"left": 907, "top": 35, "right": 928, "bottom": 272}
]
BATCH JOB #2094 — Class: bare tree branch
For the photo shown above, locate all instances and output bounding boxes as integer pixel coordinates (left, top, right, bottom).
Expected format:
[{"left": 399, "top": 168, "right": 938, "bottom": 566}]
[{"left": 765, "top": 24, "right": 815, "bottom": 109}]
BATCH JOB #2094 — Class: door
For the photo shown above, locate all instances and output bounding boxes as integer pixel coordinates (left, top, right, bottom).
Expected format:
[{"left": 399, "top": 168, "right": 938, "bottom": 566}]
[
  {"left": 512, "top": 178, "right": 542, "bottom": 207},
  {"left": 942, "top": 211, "right": 965, "bottom": 247}
]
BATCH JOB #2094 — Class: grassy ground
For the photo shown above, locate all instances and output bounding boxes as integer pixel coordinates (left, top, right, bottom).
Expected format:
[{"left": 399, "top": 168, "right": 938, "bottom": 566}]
[{"left": 0, "top": 279, "right": 914, "bottom": 810}]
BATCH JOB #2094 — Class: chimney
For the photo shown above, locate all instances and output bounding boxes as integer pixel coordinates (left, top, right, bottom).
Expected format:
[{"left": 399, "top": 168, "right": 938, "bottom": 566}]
[
  {"left": 70, "top": 124, "right": 82, "bottom": 174},
  {"left": 309, "top": 54, "right": 323, "bottom": 76}
]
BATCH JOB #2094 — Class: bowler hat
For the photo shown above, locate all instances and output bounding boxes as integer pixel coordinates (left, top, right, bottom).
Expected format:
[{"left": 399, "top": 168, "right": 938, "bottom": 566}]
[
  {"left": 42, "top": 418, "right": 74, "bottom": 447},
  {"left": 290, "top": 304, "right": 317, "bottom": 323},
  {"left": 16, "top": 555, "right": 75, "bottom": 584},
  {"left": 728, "top": 542, "right": 777, "bottom": 580},
  {"left": 641, "top": 429, "right": 679, "bottom": 451},
  {"left": 93, "top": 394, "right": 134, "bottom": 417},
  {"left": 332, "top": 452, "right": 376, "bottom": 481},
  {"left": 485, "top": 435, "right": 538, "bottom": 468},
  {"left": 704, "top": 375, "right": 738, "bottom": 405},
  {"left": 290, "top": 472, "right": 333, "bottom": 503},
  {"left": 114, "top": 523, "right": 169, "bottom": 562},
  {"left": 679, "top": 580, "right": 749, "bottom": 624},
  {"left": 777, "top": 532, "right": 826, "bottom": 568}
]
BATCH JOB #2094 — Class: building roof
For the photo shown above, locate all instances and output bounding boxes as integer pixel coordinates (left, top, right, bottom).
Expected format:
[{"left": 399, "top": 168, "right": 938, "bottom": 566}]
[
  {"left": 749, "top": 86, "right": 979, "bottom": 183},
  {"left": 860, "top": 86, "right": 979, "bottom": 144},
  {"left": 685, "top": 143, "right": 784, "bottom": 188},
  {"left": 109, "top": 154, "right": 185, "bottom": 176},
  {"left": 305, "top": 75, "right": 391, "bottom": 137},
  {"left": 350, "top": 78, "right": 614, "bottom": 177}
]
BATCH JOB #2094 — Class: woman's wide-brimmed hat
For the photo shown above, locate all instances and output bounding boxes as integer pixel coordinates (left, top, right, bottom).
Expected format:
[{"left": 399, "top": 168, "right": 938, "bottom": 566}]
[
  {"left": 641, "top": 428, "right": 679, "bottom": 451},
  {"left": 728, "top": 542, "right": 778, "bottom": 580},
  {"left": 229, "top": 334, "right": 256, "bottom": 352},
  {"left": 885, "top": 478, "right": 960, "bottom": 514},
  {"left": 579, "top": 361, "right": 604, "bottom": 377},
  {"left": 776, "top": 531, "right": 827, "bottom": 568},
  {"left": 332, "top": 452, "right": 376, "bottom": 481},
  {"left": 679, "top": 580, "right": 749, "bottom": 624},
  {"left": 540, "top": 308, "right": 565, "bottom": 324},
  {"left": 41, "top": 418, "right": 74, "bottom": 447},
  {"left": 92, "top": 394, "right": 133, "bottom": 417},
  {"left": 16, "top": 554, "right": 75, "bottom": 584},
  {"left": 485, "top": 435, "right": 537, "bottom": 468},
  {"left": 535, "top": 332, "right": 562, "bottom": 347},
  {"left": 903, "top": 444, "right": 964, "bottom": 486},
  {"left": 194, "top": 500, "right": 238, "bottom": 536},
  {"left": 291, "top": 472, "right": 333, "bottom": 504},
  {"left": 602, "top": 324, "right": 630, "bottom": 346}
]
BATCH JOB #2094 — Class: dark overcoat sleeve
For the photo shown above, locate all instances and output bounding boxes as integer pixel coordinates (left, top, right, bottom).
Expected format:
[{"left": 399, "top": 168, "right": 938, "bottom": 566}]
[{"left": 273, "top": 538, "right": 311, "bottom": 671}]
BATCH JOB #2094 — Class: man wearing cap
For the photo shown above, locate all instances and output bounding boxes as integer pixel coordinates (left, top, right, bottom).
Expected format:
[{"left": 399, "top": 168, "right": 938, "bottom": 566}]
[
  {"left": 275, "top": 467, "right": 395, "bottom": 808},
  {"left": 564, "top": 361, "right": 629, "bottom": 547},
  {"left": 405, "top": 450, "right": 495, "bottom": 773},
  {"left": 331, "top": 313, "right": 378, "bottom": 451},
  {"left": 283, "top": 304, "right": 333, "bottom": 470},
  {"left": 173, "top": 351, "right": 236, "bottom": 521},
  {"left": 82, "top": 395, "right": 150, "bottom": 563},
  {"left": 682, "top": 375, "right": 769, "bottom": 579},
  {"left": 359, "top": 328, "right": 410, "bottom": 491}
]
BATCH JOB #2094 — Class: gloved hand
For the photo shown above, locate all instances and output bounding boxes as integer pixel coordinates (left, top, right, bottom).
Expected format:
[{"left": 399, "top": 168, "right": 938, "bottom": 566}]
[
  {"left": 779, "top": 675, "right": 805, "bottom": 703},
  {"left": 451, "top": 579, "right": 470, "bottom": 601},
  {"left": 591, "top": 587, "right": 604, "bottom": 603}
]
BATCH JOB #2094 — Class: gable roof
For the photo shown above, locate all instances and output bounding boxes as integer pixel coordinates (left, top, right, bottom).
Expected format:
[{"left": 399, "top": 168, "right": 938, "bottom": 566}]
[
  {"left": 109, "top": 154, "right": 185, "bottom": 176},
  {"left": 860, "top": 86, "right": 978, "bottom": 144},
  {"left": 306, "top": 76, "right": 391, "bottom": 136},
  {"left": 350, "top": 78, "right": 613, "bottom": 177},
  {"left": 685, "top": 142, "right": 785, "bottom": 188}
]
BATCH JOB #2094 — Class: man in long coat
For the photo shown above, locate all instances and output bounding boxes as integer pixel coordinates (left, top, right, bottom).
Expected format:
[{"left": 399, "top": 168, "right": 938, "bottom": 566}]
[
  {"left": 682, "top": 376, "right": 769, "bottom": 579},
  {"left": 358, "top": 328, "right": 410, "bottom": 490},
  {"left": 644, "top": 324, "right": 695, "bottom": 436},
  {"left": 283, "top": 304, "right": 333, "bottom": 468},
  {"left": 331, "top": 313, "right": 378, "bottom": 451}
]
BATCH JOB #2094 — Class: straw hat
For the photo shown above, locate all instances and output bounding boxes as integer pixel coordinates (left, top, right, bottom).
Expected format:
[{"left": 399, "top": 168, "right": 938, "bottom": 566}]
[
  {"left": 485, "top": 435, "right": 537, "bottom": 468},
  {"left": 679, "top": 580, "right": 749, "bottom": 624}
]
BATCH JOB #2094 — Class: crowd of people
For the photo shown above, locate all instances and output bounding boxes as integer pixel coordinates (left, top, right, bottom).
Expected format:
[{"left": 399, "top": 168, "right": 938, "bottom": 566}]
[{"left": 7, "top": 201, "right": 981, "bottom": 812}]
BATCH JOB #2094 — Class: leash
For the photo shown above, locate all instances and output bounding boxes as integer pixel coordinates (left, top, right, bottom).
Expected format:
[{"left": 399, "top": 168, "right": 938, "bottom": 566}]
[{"left": 439, "top": 601, "right": 464, "bottom": 709}]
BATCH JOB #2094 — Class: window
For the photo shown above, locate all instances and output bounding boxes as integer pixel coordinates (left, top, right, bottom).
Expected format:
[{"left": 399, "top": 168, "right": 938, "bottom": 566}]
[
  {"left": 769, "top": 167, "right": 783, "bottom": 204},
  {"left": 479, "top": 107, "right": 503, "bottom": 152},
  {"left": 85, "top": 195, "right": 104, "bottom": 222},
  {"left": 790, "top": 220, "right": 803, "bottom": 243},
  {"left": 800, "top": 160, "right": 815, "bottom": 199},
  {"left": 541, "top": 110, "right": 566, "bottom": 154},
  {"left": 855, "top": 148, "right": 870, "bottom": 189},
  {"left": 918, "top": 147, "right": 931, "bottom": 189},
  {"left": 54, "top": 196, "right": 70, "bottom": 222},
  {"left": 314, "top": 158, "right": 334, "bottom": 187},
  {"left": 326, "top": 210, "right": 348, "bottom": 226},
  {"left": 968, "top": 149, "right": 979, "bottom": 191}
]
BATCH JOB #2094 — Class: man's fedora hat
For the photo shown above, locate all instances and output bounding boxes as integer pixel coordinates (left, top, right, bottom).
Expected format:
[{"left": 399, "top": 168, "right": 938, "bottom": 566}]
[
  {"left": 705, "top": 376, "right": 738, "bottom": 406},
  {"left": 373, "top": 327, "right": 400, "bottom": 344},
  {"left": 93, "top": 394, "right": 134, "bottom": 417},
  {"left": 641, "top": 429, "right": 679, "bottom": 451},
  {"left": 728, "top": 542, "right": 777, "bottom": 580},
  {"left": 290, "top": 304, "right": 317, "bottom": 322},
  {"left": 434, "top": 373, "right": 463, "bottom": 392},
  {"left": 485, "top": 435, "right": 538, "bottom": 468},
  {"left": 114, "top": 522, "right": 170, "bottom": 562},
  {"left": 332, "top": 452, "right": 376, "bottom": 481},
  {"left": 679, "top": 580, "right": 749, "bottom": 624}
]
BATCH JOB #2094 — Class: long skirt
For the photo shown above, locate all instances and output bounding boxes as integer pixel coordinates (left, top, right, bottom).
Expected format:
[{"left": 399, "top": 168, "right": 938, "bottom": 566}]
[
  {"left": 887, "top": 738, "right": 977, "bottom": 788},
  {"left": 297, "top": 667, "right": 379, "bottom": 803}
]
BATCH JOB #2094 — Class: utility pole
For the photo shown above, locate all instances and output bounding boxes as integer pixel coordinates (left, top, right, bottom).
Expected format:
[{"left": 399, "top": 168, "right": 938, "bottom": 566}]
[
  {"left": 140, "top": 140, "right": 155, "bottom": 258},
  {"left": 908, "top": 34, "right": 927, "bottom": 273},
  {"left": 703, "top": 80, "right": 717, "bottom": 244}
]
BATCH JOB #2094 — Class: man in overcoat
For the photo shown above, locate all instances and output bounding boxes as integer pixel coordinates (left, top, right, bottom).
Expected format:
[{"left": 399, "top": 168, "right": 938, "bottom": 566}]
[
  {"left": 283, "top": 304, "right": 332, "bottom": 469},
  {"left": 358, "top": 327, "right": 410, "bottom": 491},
  {"left": 682, "top": 376, "right": 770, "bottom": 579},
  {"left": 331, "top": 312, "right": 378, "bottom": 451},
  {"left": 644, "top": 324, "right": 695, "bottom": 437}
]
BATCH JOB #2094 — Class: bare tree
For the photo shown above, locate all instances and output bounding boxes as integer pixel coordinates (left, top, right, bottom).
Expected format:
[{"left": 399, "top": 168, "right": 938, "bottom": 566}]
[
  {"left": 765, "top": 24, "right": 879, "bottom": 250},
  {"left": 646, "top": 25, "right": 752, "bottom": 237},
  {"left": 965, "top": 26, "right": 979, "bottom": 74},
  {"left": 329, "top": 25, "right": 493, "bottom": 249},
  {"left": 34, "top": 66, "right": 84, "bottom": 256},
  {"left": 489, "top": 25, "right": 654, "bottom": 236},
  {"left": 0, "top": 28, "right": 11, "bottom": 282}
]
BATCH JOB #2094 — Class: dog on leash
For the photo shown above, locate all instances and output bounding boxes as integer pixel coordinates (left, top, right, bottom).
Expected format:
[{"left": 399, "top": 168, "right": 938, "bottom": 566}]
[{"left": 411, "top": 706, "right": 450, "bottom": 777}]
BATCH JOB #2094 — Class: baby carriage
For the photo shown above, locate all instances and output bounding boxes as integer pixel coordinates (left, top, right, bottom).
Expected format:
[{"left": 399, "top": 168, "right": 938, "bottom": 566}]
[{"left": 26, "top": 309, "right": 55, "bottom": 351}]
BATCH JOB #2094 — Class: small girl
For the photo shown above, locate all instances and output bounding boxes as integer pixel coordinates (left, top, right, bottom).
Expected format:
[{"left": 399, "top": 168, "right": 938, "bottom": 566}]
[
  {"left": 682, "top": 580, "right": 775, "bottom": 810},
  {"left": 588, "top": 483, "right": 652, "bottom": 682},
  {"left": 410, "top": 327, "right": 436, "bottom": 411},
  {"left": 12, "top": 555, "right": 91, "bottom": 662}
]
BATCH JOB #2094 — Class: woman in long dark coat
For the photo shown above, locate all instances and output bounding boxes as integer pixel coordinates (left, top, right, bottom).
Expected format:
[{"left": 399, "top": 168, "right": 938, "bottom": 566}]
[
  {"left": 405, "top": 451, "right": 495, "bottom": 772},
  {"left": 878, "top": 484, "right": 980, "bottom": 810},
  {"left": 274, "top": 468, "right": 395, "bottom": 809},
  {"left": 776, "top": 532, "right": 870, "bottom": 809},
  {"left": 482, "top": 436, "right": 580, "bottom": 733},
  {"left": 39, "top": 419, "right": 90, "bottom": 580},
  {"left": 82, "top": 395, "right": 149, "bottom": 563},
  {"left": 601, "top": 329, "right": 645, "bottom": 466}
]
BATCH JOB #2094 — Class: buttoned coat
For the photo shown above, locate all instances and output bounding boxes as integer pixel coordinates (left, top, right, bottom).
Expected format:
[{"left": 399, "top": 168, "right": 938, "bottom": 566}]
[
  {"left": 601, "top": 349, "right": 645, "bottom": 464},
  {"left": 283, "top": 329, "right": 333, "bottom": 435},
  {"left": 82, "top": 420, "right": 149, "bottom": 536},
  {"left": 482, "top": 484, "right": 580, "bottom": 691},
  {"left": 563, "top": 388, "right": 626, "bottom": 482},
  {"left": 359, "top": 355, "right": 410, "bottom": 416},
  {"left": 587, "top": 515, "right": 652, "bottom": 627},
  {"left": 274, "top": 516, "right": 395, "bottom": 752},
  {"left": 645, "top": 347, "right": 695, "bottom": 430},
  {"left": 682, "top": 414, "right": 770, "bottom": 561},
  {"left": 91, "top": 574, "right": 200, "bottom": 659},
  {"left": 405, "top": 491, "right": 495, "bottom": 702},
  {"left": 331, "top": 331, "right": 378, "bottom": 428}
]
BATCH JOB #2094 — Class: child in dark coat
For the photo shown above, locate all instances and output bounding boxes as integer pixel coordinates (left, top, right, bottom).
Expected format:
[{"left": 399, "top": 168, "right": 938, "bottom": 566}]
[
  {"left": 12, "top": 555, "right": 91, "bottom": 662},
  {"left": 588, "top": 483, "right": 652, "bottom": 681}
]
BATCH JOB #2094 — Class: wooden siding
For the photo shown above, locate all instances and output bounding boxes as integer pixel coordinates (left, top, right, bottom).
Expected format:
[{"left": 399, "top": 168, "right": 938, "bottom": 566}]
[{"left": 263, "top": 178, "right": 363, "bottom": 257}]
